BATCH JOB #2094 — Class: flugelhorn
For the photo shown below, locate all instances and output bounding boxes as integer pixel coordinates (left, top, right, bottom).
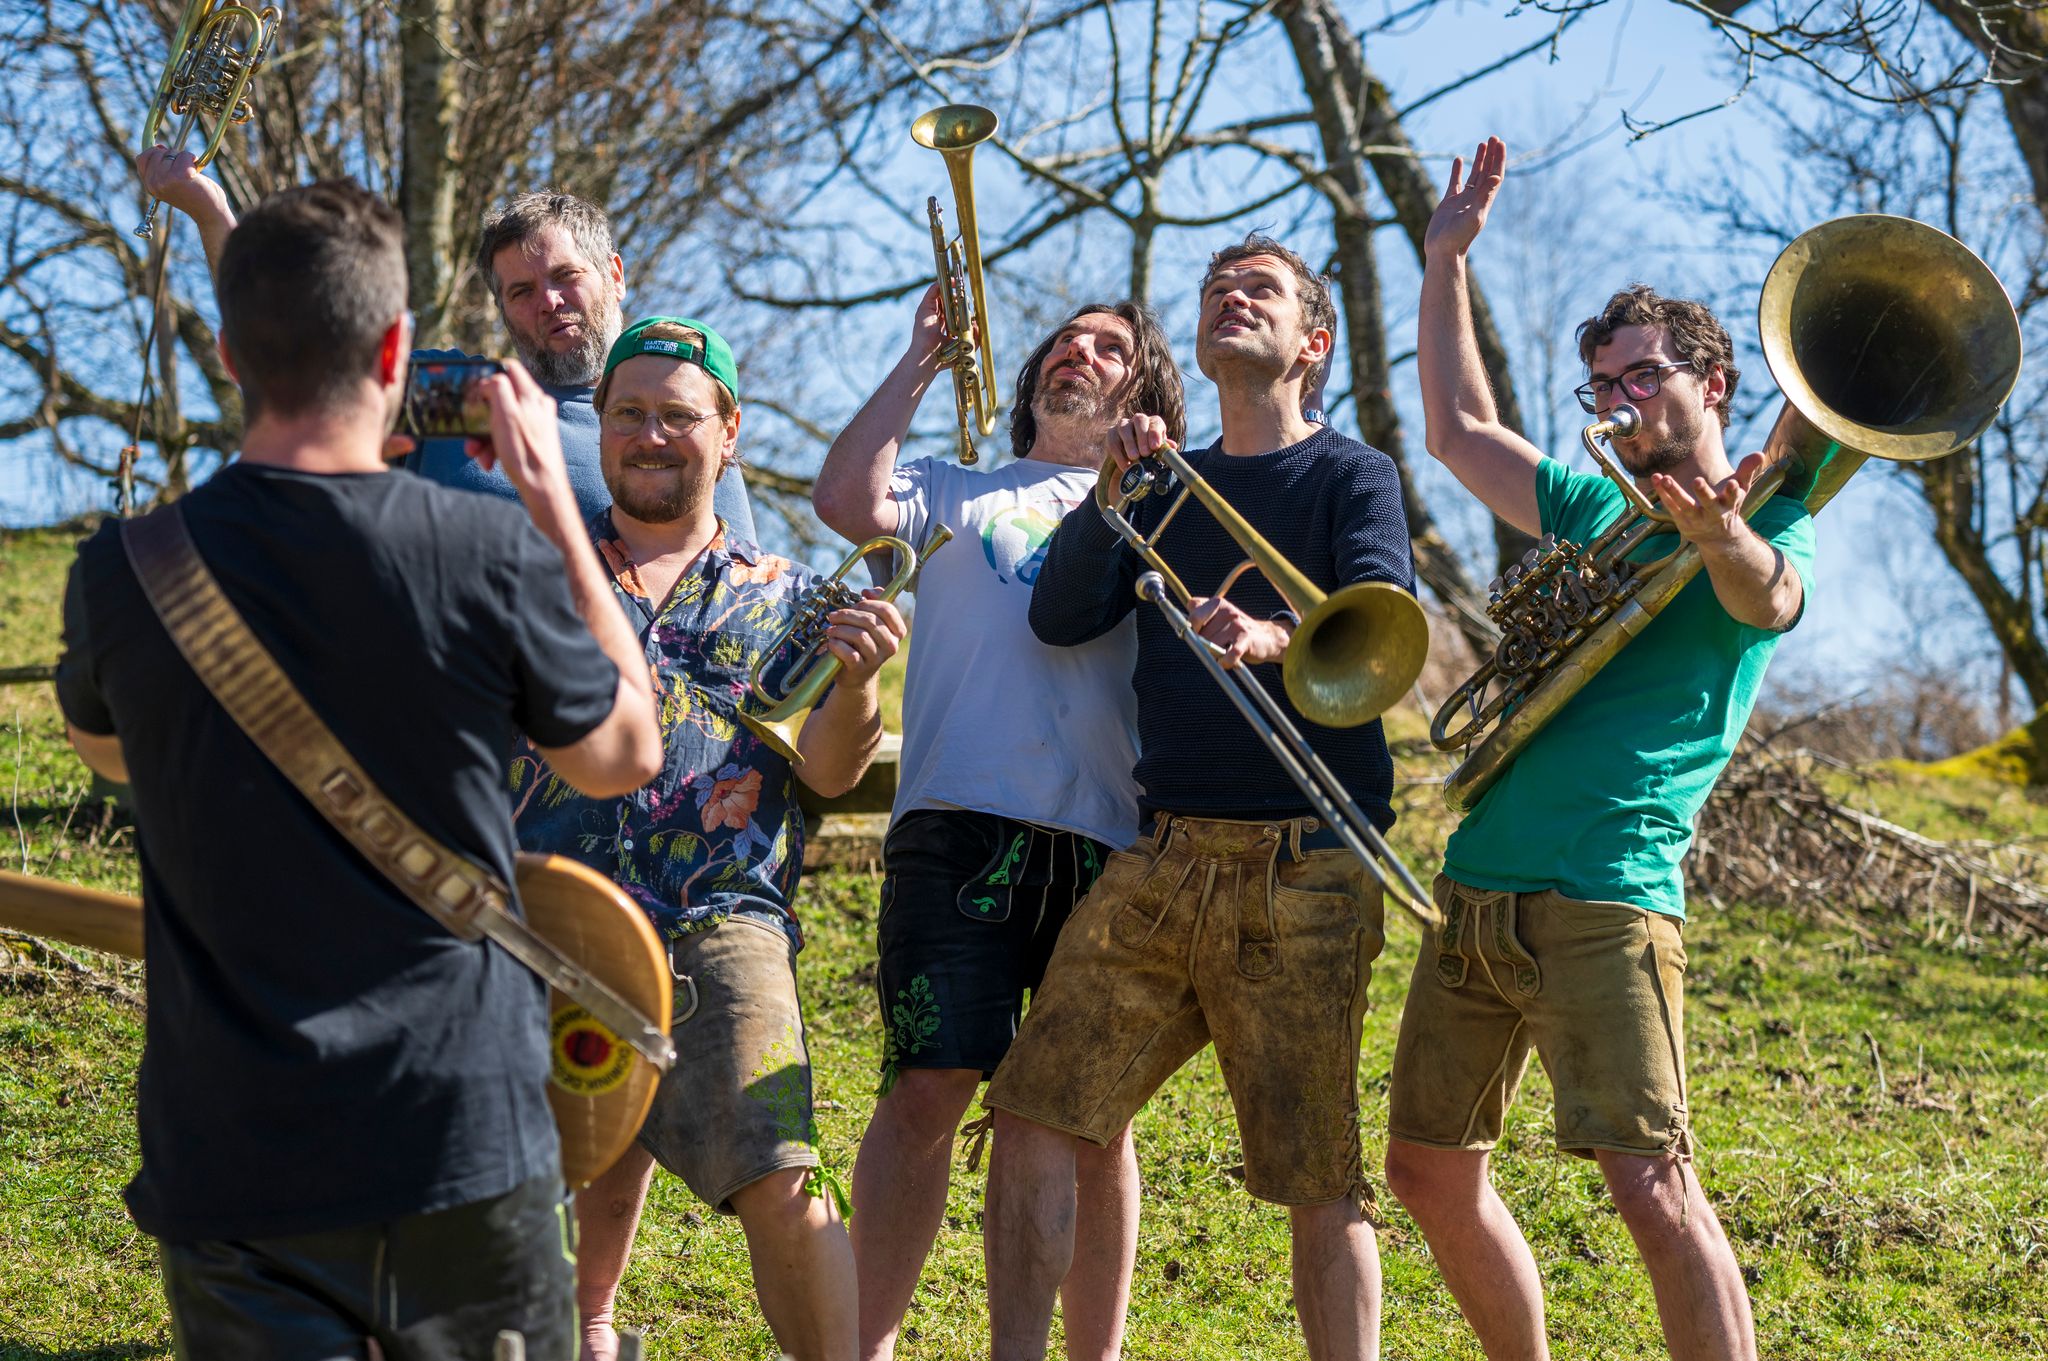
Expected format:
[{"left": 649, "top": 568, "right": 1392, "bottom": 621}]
[
  {"left": 912, "top": 105, "right": 1000, "bottom": 466},
  {"left": 1099, "top": 447, "right": 1439, "bottom": 929},
  {"left": 737, "top": 524, "right": 953, "bottom": 763},
  {"left": 1431, "top": 213, "right": 2024, "bottom": 813},
  {"left": 135, "top": 0, "right": 282, "bottom": 240}
]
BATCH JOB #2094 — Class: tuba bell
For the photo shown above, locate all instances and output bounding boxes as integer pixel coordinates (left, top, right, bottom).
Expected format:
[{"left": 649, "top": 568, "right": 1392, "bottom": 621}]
[{"left": 1430, "top": 214, "right": 2025, "bottom": 812}]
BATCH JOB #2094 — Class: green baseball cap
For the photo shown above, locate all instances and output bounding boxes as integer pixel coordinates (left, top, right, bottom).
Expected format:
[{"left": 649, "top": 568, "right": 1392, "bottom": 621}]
[{"left": 602, "top": 316, "right": 739, "bottom": 404}]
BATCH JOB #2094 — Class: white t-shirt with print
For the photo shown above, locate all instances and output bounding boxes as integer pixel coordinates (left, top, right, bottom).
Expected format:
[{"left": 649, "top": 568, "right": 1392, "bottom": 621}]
[{"left": 887, "top": 455, "right": 1141, "bottom": 848}]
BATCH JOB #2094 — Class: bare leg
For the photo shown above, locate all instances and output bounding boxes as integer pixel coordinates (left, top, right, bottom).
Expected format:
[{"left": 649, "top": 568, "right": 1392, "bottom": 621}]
[
  {"left": 1383, "top": 1139, "right": 1548, "bottom": 1360},
  {"left": 1596, "top": 1152, "right": 1756, "bottom": 1361},
  {"left": 730, "top": 1167, "right": 860, "bottom": 1361},
  {"left": 984, "top": 1111, "right": 1079, "bottom": 1361},
  {"left": 1287, "top": 1197, "right": 1381, "bottom": 1361},
  {"left": 1058, "top": 1122, "right": 1138, "bottom": 1361},
  {"left": 850, "top": 1068, "right": 982, "bottom": 1360},
  {"left": 574, "top": 1145, "right": 658, "bottom": 1361}
]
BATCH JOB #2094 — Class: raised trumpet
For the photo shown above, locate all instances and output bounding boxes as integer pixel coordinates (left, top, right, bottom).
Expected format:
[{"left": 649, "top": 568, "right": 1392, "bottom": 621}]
[
  {"left": 737, "top": 524, "right": 953, "bottom": 763},
  {"left": 912, "top": 104, "right": 1000, "bottom": 466},
  {"left": 1098, "top": 447, "right": 1439, "bottom": 929},
  {"left": 136, "top": 0, "right": 282, "bottom": 240}
]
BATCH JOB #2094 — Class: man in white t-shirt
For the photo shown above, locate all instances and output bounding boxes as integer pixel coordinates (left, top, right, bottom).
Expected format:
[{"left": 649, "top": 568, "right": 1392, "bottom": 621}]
[{"left": 814, "top": 289, "right": 1186, "bottom": 1361}]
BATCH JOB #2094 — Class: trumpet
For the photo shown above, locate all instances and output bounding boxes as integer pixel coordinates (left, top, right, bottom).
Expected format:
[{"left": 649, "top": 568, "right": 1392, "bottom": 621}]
[
  {"left": 135, "top": 0, "right": 282, "bottom": 240},
  {"left": 912, "top": 105, "right": 1000, "bottom": 466},
  {"left": 1430, "top": 213, "right": 2024, "bottom": 812},
  {"left": 737, "top": 524, "right": 953, "bottom": 763},
  {"left": 1098, "top": 448, "right": 1439, "bottom": 929}
]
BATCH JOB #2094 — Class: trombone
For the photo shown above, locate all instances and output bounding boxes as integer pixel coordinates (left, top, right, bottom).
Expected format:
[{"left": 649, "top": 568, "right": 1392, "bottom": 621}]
[
  {"left": 1098, "top": 447, "right": 1440, "bottom": 929},
  {"left": 912, "top": 104, "right": 999, "bottom": 466},
  {"left": 737, "top": 525, "right": 953, "bottom": 763}
]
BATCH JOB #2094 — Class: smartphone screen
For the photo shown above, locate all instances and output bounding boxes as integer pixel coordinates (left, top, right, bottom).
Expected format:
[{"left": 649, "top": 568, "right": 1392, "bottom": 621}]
[{"left": 401, "top": 357, "right": 505, "bottom": 439}]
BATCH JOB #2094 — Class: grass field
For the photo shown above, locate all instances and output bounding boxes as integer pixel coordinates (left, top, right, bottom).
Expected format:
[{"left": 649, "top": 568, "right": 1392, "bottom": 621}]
[{"left": 3, "top": 524, "right": 2046, "bottom": 1360}]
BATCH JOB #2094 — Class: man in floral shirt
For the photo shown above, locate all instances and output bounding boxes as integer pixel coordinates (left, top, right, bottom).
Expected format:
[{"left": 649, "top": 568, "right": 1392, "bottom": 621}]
[{"left": 507, "top": 316, "right": 904, "bottom": 1361}]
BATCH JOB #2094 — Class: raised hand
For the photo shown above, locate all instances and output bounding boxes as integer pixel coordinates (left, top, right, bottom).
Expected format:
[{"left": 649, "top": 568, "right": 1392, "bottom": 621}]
[
  {"left": 473, "top": 360, "right": 575, "bottom": 520},
  {"left": 906, "top": 282, "right": 949, "bottom": 371},
  {"left": 1651, "top": 452, "right": 1768, "bottom": 547},
  {"left": 1424, "top": 136, "right": 1506, "bottom": 262},
  {"left": 1102, "top": 413, "right": 1175, "bottom": 475}
]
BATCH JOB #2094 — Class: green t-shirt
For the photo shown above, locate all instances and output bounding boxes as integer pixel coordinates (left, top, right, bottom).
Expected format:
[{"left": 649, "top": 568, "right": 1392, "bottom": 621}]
[{"left": 1442, "top": 458, "right": 1817, "bottom": 918}]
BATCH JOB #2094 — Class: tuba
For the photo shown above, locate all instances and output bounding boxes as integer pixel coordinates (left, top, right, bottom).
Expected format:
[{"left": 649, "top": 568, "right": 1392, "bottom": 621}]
[
  {"left": 1099, "top": 446, "right": 1441, "bottom": 928},
  {"left": 737, "top": 525, "right": 953, "bottom": 763},
  {"left": 1431, "top": 214, "right": 2025, "bottom": 812},
  {"left": 912, "top": 105, "right": 1000, "bottom": 465}
]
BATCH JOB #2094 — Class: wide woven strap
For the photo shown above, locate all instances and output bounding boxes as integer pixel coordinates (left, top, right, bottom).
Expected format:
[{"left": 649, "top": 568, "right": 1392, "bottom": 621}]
[{"left": 120, "top": 506, "right": 674, "bottom": 1068}]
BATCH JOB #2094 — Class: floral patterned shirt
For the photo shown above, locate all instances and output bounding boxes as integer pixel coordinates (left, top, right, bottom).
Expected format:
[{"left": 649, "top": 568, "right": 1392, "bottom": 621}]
[{"left": 510, "top": 512, "right": 819, "bottom": 944}]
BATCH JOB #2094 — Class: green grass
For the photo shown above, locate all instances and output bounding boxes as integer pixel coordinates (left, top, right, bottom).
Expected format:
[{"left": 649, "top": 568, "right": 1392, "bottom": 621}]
[{"left": 4, "top": 527, "right": 2047, "bottom": 1358}]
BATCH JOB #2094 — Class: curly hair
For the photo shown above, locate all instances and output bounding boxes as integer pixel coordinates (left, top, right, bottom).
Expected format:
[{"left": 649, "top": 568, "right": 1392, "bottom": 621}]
[
  {"left": 1009, "top": 302, "right": 1186, "bottom": 459},
  {"left": 1575, "top": 285, "right": 1740, "bottom": 429}
]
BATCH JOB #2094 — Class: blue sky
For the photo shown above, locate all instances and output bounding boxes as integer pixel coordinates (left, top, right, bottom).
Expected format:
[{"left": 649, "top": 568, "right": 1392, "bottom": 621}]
[{"left": 3, "top": 0, "right": 2027, "bottom": 717}]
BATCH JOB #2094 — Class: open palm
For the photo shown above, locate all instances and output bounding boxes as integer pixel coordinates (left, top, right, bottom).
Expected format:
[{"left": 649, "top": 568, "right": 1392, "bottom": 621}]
[{"left": 1424, "top": 136, "right": 1506, "bottom": 260}]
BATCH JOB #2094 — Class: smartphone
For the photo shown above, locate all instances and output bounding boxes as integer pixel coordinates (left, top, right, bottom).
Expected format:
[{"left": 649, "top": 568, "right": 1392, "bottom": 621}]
[{"left": 400, "top": 357, "right": 504, "bottom": 439}]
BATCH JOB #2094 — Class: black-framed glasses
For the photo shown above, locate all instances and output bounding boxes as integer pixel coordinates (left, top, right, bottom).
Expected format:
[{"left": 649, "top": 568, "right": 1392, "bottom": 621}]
[
  {"left": 601, "top": 402, "right": 718, "bottom": 439},
  {"left": 1573, "top": 361, "right": 1691, "bottom": 414}
]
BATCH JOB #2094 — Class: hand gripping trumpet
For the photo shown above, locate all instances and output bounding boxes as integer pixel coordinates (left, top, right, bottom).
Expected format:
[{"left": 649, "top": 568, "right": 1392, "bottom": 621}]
[
  {"left": 1099, "top": 446, "right": 1441, "bottom": 929},
  {"left": 912, "top": 105, "right": 1000, "bottom": 465},
  {"left": 737, "top": 525, "right": 953, "bottom": 763},
  {"left": 1430, "top": 213, "right": 2024, "bottom": 813}
]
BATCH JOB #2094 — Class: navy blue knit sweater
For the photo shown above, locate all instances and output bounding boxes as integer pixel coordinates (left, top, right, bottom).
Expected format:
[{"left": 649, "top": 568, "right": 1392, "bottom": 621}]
[{"left": 1029, "top": 426, "right": 1415, "bottom": 828}]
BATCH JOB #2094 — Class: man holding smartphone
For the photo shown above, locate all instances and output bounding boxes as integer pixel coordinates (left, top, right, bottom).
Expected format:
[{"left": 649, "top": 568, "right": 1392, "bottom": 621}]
[{"left": 132, "top": 153, "right": 754, "bottom": 536}]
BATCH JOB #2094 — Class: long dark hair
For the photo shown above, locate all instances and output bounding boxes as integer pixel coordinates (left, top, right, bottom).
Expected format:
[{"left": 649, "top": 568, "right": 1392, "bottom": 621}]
[{"left": 1009, "top": 302, "right": 1186, "bottom": 459}]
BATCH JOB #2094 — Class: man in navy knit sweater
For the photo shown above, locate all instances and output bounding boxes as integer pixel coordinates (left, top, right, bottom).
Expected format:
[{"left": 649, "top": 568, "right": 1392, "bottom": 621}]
[{"left": 982, "top": 236, "right": 1415, "bottom": 1360}]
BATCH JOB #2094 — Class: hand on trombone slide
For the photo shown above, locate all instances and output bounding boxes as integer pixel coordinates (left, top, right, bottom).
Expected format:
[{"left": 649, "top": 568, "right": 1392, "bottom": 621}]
[{"left": 1184, "top": 595, "right": 1291, "bottom": 670}]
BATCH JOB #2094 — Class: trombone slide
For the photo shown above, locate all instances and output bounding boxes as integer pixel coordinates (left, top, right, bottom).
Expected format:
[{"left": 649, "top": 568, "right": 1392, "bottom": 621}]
[{"left": 1135, "top": 573, "right": 1440, "bottom": 931}]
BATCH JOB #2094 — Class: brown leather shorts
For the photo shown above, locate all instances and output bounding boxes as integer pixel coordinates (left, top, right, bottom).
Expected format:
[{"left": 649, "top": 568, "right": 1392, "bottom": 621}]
[
  {"left": 985, "top": 814, "right": 1385, "bottom": 1212},
  {"left": 1388, "top": 874, "right": 1693, "bottom": 1159}
]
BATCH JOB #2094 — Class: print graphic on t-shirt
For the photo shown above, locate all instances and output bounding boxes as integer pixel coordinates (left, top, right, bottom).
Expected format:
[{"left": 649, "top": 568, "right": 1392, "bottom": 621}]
[{"left": 982, "top": 505, "right": 1063, "bottom": 585}]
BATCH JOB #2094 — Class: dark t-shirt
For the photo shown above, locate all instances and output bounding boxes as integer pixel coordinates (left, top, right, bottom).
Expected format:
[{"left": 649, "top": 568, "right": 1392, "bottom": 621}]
[
  {"left": 1028, "top": 426, "right": 1414, "bottom": 829},
  {"left": 55, "top": 463, "right": 619, "bottom": 1243}
]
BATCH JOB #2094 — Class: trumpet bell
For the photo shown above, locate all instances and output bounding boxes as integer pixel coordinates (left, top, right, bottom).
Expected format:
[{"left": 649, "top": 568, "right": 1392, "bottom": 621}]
[
  {"left": 1288, "top": 581, "right": 1431, "bottom": 728},
  {"left": 736, "top": 709, "right": 803, "bottom": 766},
  {"left": 1760, "top": 214, "right": 2022, "bottom": 467},
  {"left": 911, "top": 104, "right": 999, "bottom": 153}
]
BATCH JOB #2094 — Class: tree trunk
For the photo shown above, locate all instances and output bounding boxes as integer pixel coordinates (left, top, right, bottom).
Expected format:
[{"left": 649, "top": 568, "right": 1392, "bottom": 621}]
[
  {"left": 1277, "top": 0, "right": 1498, "bottom": 657},
  {"left": 400, "top": 0, "right": 462, "bottom": 344},
  {"left": 1926, "top": 0, "right": 2048, "bottom": 223},
  {"left": 1281, "top": 0, "right": 1540, "bottom": 577},
  {"left": 1914, "top": 451, "right": 2048, "bottom": 709}
]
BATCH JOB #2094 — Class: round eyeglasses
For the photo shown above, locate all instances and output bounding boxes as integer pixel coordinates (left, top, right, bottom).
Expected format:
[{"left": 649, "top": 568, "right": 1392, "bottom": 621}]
[
  {"left": 601, "top": 403, "right": 718, "bottom": 439},
  {"left": 1574, "top": 361, "right": 1690, "bottom": 414}
]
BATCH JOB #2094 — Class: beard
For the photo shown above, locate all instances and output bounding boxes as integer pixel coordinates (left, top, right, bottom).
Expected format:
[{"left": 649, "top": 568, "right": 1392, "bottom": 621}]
[
  {"left": 603, "top": 458, "right": 717, "bottom": 525},
  {"left": 512, "top": 285, "right": 623, "bottom": 388},
  {"left": 1617, "top": 401, "right": 1701, "bottom": 478},
  {"left": 1032, "top": 369, "right": 1119, "bottom": 429}
]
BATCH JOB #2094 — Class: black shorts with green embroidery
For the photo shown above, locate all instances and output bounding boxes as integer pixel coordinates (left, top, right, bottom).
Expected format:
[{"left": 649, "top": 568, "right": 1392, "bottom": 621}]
[{"left": 875, "top": 808, "right": 1112, "bottom": 1090}]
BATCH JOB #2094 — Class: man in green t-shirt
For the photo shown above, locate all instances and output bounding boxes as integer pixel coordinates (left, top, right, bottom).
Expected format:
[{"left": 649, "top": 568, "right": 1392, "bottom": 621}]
[{"left": 1388, "top": 135, "right": 1811, "bottom": 1361}]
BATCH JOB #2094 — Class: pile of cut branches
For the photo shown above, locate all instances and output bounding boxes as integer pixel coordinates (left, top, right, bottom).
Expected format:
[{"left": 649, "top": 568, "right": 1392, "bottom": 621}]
[{"left": 1690, "top": 744, "right": 2048, "bottom": 942}]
